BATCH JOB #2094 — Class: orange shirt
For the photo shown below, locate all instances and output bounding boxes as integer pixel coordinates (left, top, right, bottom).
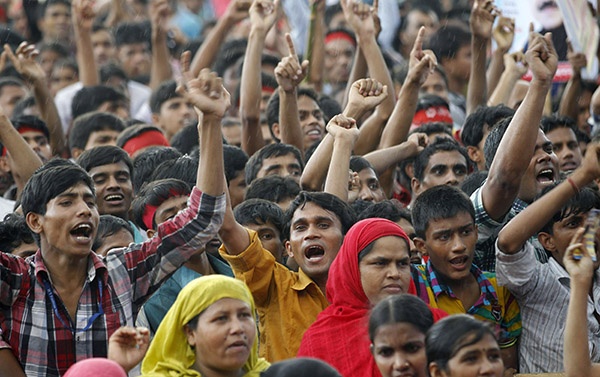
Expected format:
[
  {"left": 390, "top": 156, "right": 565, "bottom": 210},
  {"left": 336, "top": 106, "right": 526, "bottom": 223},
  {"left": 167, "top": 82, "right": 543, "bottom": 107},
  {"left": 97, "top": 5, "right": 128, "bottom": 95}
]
[{"left": 220, "top": 229, "right": 328, "bottom": 362}]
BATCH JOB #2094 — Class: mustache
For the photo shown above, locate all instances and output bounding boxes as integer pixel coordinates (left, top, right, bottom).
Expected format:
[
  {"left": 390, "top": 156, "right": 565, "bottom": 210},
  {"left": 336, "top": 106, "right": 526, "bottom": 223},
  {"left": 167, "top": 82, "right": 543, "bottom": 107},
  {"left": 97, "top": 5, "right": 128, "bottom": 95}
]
[{"left": 538, "top": 1, "right": 557, "bottom": 11}]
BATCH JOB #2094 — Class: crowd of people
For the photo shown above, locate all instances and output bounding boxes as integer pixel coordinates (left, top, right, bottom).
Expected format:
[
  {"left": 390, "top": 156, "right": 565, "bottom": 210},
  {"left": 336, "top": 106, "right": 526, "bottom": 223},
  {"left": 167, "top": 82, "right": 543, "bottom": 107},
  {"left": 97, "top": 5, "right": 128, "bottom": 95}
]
[{"left": 0, "top": 0, "right": 599, "bottom": 376}]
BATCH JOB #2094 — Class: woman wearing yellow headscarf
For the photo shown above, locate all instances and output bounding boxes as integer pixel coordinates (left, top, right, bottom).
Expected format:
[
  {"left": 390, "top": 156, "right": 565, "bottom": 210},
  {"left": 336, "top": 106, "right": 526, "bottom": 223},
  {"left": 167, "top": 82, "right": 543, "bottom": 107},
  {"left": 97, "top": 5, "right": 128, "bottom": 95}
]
[{"left": 141, "top": 275, "right": 270, "bottom": 377}]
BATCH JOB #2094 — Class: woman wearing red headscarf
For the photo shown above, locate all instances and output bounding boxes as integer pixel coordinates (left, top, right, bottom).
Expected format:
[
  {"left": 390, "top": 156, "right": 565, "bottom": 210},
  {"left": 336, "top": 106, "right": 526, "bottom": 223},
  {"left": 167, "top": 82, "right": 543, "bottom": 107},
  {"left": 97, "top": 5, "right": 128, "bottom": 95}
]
[{"left": 297, "top": 218, "right": 446, "bottom": 377}]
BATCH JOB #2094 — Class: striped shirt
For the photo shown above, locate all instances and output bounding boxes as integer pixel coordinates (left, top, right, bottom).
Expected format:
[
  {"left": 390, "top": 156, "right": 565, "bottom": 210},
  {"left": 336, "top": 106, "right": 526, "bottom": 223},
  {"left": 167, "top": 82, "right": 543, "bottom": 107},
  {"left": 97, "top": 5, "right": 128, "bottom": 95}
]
[
  {"left": 413, "top": 262, "right": 522, "bottom": 347},
  {"left": 0, "top": 188, "right": 225, "bottom": 376},
  {"left": 471, "top": 184, "right": 549, "bottom": 272},
  {"left": 496, "top": 240, "right": 600, "bottom": 373}
]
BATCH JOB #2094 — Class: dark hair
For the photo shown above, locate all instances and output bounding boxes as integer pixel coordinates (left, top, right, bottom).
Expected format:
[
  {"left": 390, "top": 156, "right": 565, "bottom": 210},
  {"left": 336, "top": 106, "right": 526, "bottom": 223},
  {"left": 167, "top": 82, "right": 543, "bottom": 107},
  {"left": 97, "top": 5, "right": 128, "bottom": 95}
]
[
  {"left": 412, "top": 185, "right": 475, "bottom": 239},
  {"left": 368, "top": 294, "right": 434, "bottom": 341},
  {"left": 99, "top": 63, "right": 128, "bottom": 83},
  {"left": 21, "top": 159, "right": 94, "bottom": 245},
  {"left": 483, "top": 115, "right": 532, "bottom": 171},
  {"left": 349, "top": 156, "right": 375, "bottom": 174},
  {"left": 245, "top": 175, "right": 301, "bottom": 204},
  {"left": 71, "top": 85, "right": 128, "bottom": 120},
  {"left": 92, "top": 214, "right": 134, "bottom": 251},
  {"left": 318, "top": 94, "right": 342, "bottom": 124},
  {"left": 260, "top": 358, "right": 342, "bottom": 377},
  {"left": 0, "top": 77, "right": 25, "bottom": 95},
  {"left": 69, "top": 111, "right": 126, "bottom": 151},
  {"left": 0, "top": 27, "right": 25, "bottom": 51},
  {"left": 11, "top": 115, "right": 50, "bottom": 139},
  {"left": 324, "top": 3, "right": 343, "bottom": 25},
  {"left": 170, "top": 124, "right": 199, "bottom": 155},
  {"left": 283, "top": 191, "right": 356, "bottom": 240},
  {"left": 540, "top": 115, "right": 578, "bottom": 135},
  {"left": 412, "top": 139, "right": 469, "bottom": 182},
  {"left": 113, "top": 21, "right": 151, "bottom": 47},
  {"left": 150, "top": 154, "right": 198, "bottom": 188},
  {"left": 460, "top": 170, "right": 488, "bottom": 196},
  {"left": 539, "top": 184, "right": 600, "bottom": 235},
  {"left": 461, "top": 105, "right": 515, "bottom": 147},
  {"left": 224, "top": 145, "right": 248, "bottom": 186},
  {"left": 357, "top": 199, "right": 410, "bottom": 223},
  {"left": 426, "top": 314, "right": 498, "bottom": 373},
  {"left": 415, "top": 94, "right": 449, "bottom": 112},
  {"left": 244, "top": 143, "right": 304, "bottom": 185},
  {"left": 12, "top": 96, "right": 37, "bottom": 118},
  {"left": 409, "top": 122, "right": 452, "bottom": 138},
  {"left": 39, "top": 0, "right": 70, "bottom": 18},
  {"left": 213, "top": 38, "right": 247, "bottom": 77},
  {"left": 234, "top": 198, "right": 285, "bottom": 233},
  {"left": 427, "top": 24, "right": 471, "bottom": 63},
  {"left": 131, "top": 178, "right": 191, "bottom": 230},
  {"left": 37, "top": 41, "right": 70, "bottom": 58},
  {"left": 132, "top": 146, "right": 182, "bottom": 194},
  {"left": 0, "top": 213, "right": 35, "bottom": 253},
  {"left": 149, "top": 80, "right": 180, "bottom": 114},
  {"left": 392, "top": 4, "right": 437, "bottom": 53},
  {"left": 76, "top": 145, "right": 134, "bottom": 178}
]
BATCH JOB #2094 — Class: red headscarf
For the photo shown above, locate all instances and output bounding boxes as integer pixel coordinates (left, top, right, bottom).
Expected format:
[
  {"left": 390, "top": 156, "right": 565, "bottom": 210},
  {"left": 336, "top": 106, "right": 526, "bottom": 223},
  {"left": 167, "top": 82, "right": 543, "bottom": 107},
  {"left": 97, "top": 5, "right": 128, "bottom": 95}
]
[{"left": 297, "top": 218, "right": 445, "bottom": 377}]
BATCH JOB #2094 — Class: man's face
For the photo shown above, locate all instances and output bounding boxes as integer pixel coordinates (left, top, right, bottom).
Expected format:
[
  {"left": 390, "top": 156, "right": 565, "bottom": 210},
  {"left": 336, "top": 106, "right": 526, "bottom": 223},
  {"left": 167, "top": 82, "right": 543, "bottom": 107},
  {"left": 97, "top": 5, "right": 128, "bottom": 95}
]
[
  {"left": 419, "top": 71, "right": 448, "bottom": 102},
  {"left": 0, "top": 85, "right": 27, "bottom": 118},
  {"left": 355, "top": 168, "right": 386, "bottom": 202},
  {"left": 397, "top": 218, "right": 421, "bottom": 264},
  {"left": 412, "top": 150, "right": 468, "bottom": 196},
  {"left": 541, "top": 209, "right": 600, "bottom": 270},
  {"left": 228, "top": 172, "right": 246, "bottom": 209},
  {"left": 39, "top": 3, "right": 71, "bottom": 41},
  {"left": 117, "top": 43, "right": 151, "bottom": 79},
  {"left": 324, "top": 38, "right": 355, "bottom": 84},
  {"left": 298, "top": 95, "right": 326, "bottom": 151},
  {"left": 50, "top": 65, "right": 78, "bottom": 96},
  {"left": 153, "top": 97, "right": 197, "bottom": 140},
  {"left": 84, "top": 129, "right": 121, "bottom": 150},
  {"left": 518, "top": 129, "right": 560, "bottom": 203},
  {"left": 256, "top": 153, "right": 302, "bottom": 183},
  {"left": 88, "top": 161, "right": 133, "bottom": 219},
  {"left": 532, "top": 0, "right": 562, "bottom": 30},
  {"left": 400, "top": 10, "right": 438, "bottom": 54},
  {"left": 577, "top": 90, "right": 592, "bottom": 132},
  {"left": 442, "top": 45, "right": 472, "bottom": 84},
  {"left": 154, "top": 195, "right": 188, "bottom": 225},
  {"left": 414, "top": 211, "right": 477, "bottom": 282},
  {"left": 285, "top": 202, "right": 344, "bottom": 281},
  {"left": 245, "top": 220, "right": 285, "bottom": 263},
  {"left": 546, "top": 127, "right": 582, "bottom": 173},
  {"left": 16, "top": 130, "right": 52, "bottom": 162},
  {"left": 39, "top": 49, "right": 62, "bottom": 80},
  {"left": 222, "top": 124, "right": 242, "bottom": 147},
  {"left": 97, "top": 100, "right": 130, "bottom": 120},
  {"left": 30, "top": 182, "right": 99, "bottom": 258},
  {"left": 91, "top": 30, "right": 117, "bottom": 66}
]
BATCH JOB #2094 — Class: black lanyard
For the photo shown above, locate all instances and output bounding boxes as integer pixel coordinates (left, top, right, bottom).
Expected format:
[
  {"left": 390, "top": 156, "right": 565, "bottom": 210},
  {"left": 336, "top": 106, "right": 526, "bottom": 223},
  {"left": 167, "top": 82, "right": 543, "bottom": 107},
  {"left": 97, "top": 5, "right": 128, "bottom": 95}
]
[{"left": 42, "top": 277, "right": 104, "bottom": 333}]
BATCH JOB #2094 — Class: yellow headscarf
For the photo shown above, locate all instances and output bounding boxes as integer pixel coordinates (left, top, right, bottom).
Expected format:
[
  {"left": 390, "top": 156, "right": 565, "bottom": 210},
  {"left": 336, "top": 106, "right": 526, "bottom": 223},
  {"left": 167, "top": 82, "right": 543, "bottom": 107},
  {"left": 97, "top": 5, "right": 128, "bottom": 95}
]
[{"left": 141, "top": 275, "right": 270, "bottom": 377}]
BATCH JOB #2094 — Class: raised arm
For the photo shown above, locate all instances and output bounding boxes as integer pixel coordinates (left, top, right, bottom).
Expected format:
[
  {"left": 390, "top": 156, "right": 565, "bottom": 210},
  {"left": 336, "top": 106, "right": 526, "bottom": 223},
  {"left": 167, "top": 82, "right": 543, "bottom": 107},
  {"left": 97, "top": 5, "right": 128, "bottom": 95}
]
[
  {"left": 305, "top": 0, "right": 325, "bottom": 93},
  {"left": 466, "top": 0, "right": 496, "bottom": 115},
  {"left": 300, "top": 78, "right": 387, "bottom": 191},
  {"left": 487, "top": 51, "right": 528, "bottom": 107},
  {"left": 0, "top": 105, "right": 43, "bottom": 198},
  {"left": 4, "top": 43, "right": 66, "bottom": 157},
  {"left": 379, "top": 27, "right": 436, "bottom": 149},
  {"left": 190, "top": 0, "right": 251, "bottom": 77},
  {"left": 497, "top": 142, "right": 600, "bottom": 254},
  {"left": 323, "top": 114, "right": 358, "bottom": 201},
  {"left": 240, "top": 0, "right": 280, "bottom": 156},
  {"left": 274, "top": 33, "right": 309, "bottom": 153},
  {"left": 486, "top": 16, "right": 514, "bottom": 96},
  {"left": 148, "top": 0, "right": 173, "bottom": 90},
  {"left": 559, "top": 44, "right": 587, "bottom": 121},
  {"left": 564, "top": 228, "right": 600, "bottom": 377},
  {"left": 482, "top": 31, "right": 557, "bottom": 221},
  {"left": 72, "top": 0, "right": 98, "bottom": 86}
]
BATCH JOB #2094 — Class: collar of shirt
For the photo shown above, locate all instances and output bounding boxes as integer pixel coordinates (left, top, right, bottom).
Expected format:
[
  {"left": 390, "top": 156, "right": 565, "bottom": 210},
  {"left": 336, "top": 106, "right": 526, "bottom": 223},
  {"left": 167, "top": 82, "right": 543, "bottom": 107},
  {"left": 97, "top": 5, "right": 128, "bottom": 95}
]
[
  {"left": 425, "top": 260, "right": 498, "bottom": 306},
  {"left": 34, "top": 249, "right": 109, "bottom": 286},
  {"left": 292, "top": 268, "right": 319, "bottom": 291}
]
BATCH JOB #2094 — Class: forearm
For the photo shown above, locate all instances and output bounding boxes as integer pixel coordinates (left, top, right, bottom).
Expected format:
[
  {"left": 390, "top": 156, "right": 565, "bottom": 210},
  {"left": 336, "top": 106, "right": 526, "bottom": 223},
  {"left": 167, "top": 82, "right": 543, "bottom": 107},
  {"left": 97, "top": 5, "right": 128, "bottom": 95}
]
[
  {"left": 32, "top": 79, "right": 65, "bottom": 156},
  {"left": 358, "top": 35, "right": 395, "bottom": 115},
  {"left": 300, "top": 134, "right": 333, "bottom": 191},
  {"left": 364, "top": 142, "right": 418, "bottom": 175},
  {"left": 379, "top": 80, "right": 419, "bottom": 149},
  {"left": 149, "top": 31, "right": 173, "bottom": 90},
  {"left": 353, "top": 113, "right": 386, "bottom": 155},
  {"left": 0, "top": 349, "right": 25, "bottom": 377},
  {"left": 198, "top": 116, "right": 225, "bottom": 196},
  {"left": 487, "top": 70, "right": 522, "bottom": 107},
  {"left": 324, "top": 137, "right": 353, "bottom": 201},
  {"left": 486, "top": 48, "right": 506, "bottom": 98},
  {"left": 278, "top": 88, "right": 304, "bottom": 152},
  {"left": 74, "top": 25, "right": 98, "bottom": 86},
  {"left": 564, "top": 280, "right": 593, "bottom": 377},
  {"left": 306, "top": 4, "right": 324, "bottom": 90},
  {"left": 559, "top": 75, "right": 582, "bottom": 121},
  {"left": 218, "top": 197, "right": 251, "bottom": 256},
  {"left": 191, "top": 17, "right": 236, "bottom": 77},
  {"left": 342, "top": 47, "right": 366, "bottom": 108},
  {"left": 467, "top": 36, "right": 489, "bottom": 115}
]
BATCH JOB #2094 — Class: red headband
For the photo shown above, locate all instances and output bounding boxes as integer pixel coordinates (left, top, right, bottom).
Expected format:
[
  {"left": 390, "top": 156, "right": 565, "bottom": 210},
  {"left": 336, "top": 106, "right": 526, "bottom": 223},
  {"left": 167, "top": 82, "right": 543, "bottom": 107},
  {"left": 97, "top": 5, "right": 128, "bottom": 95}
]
[
  {"left": 121, "top": 130, "right": 170, "bottom": 156},
  {"left": 2, "top": 126, "right": 46, "bottom": 156},
  {"left": 325, "top": 31, "right": 356, "bottom": 46},
  {"left": 262, "top": 86, "right": 275, "bottom": 94},
  {"left": 141, "top": 188, "right": 189, "bottom": 230},
  {"left": 411, "top": 106, "right": 453, "bottom": 130}
]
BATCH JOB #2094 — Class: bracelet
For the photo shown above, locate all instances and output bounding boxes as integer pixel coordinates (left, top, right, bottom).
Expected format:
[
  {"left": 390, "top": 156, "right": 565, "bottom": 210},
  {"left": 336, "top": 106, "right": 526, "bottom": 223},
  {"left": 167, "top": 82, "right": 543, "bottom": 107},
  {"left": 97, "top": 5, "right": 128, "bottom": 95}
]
[{"left": 567, "top": 177, "right": 580, "bottom": 194}]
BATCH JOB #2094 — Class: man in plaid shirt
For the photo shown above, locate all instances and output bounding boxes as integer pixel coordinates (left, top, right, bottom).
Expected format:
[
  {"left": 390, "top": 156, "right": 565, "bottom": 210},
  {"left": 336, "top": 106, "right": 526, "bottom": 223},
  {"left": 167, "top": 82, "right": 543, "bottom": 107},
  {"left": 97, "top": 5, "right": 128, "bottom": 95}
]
[{"left": 0, "top": 69, "right": 229, "bottom": 376}]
